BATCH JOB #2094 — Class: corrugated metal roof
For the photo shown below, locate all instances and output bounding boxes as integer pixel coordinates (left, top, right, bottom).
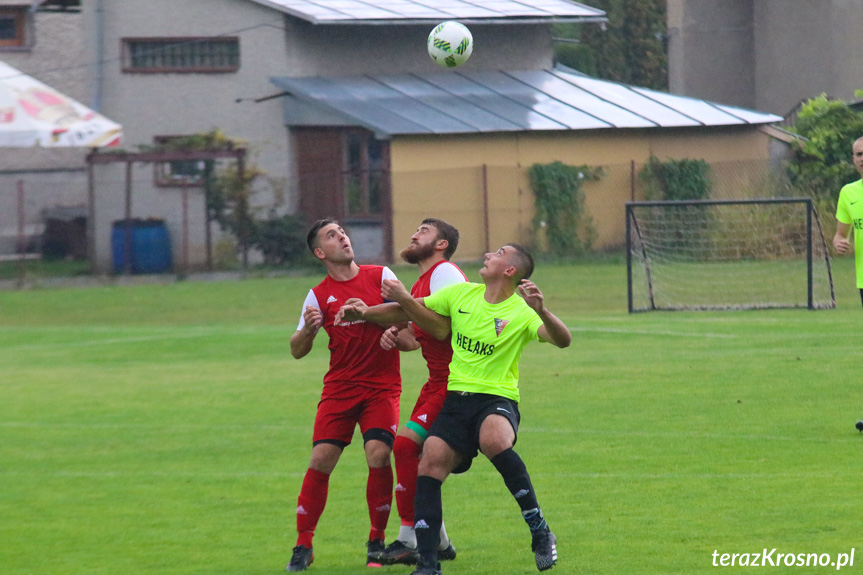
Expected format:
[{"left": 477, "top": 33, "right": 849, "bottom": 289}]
[
  {"left": 271, "top": 68, "right": 783, "bottom": 136},
  {"left": 248, "top": 0, "right": 606, "bottom": 24}
]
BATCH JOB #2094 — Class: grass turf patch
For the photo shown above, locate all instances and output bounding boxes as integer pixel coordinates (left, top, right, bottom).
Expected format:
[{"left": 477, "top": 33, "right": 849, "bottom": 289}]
[{"left": 1, "top": 259, "right": 861, "bottom": 574}]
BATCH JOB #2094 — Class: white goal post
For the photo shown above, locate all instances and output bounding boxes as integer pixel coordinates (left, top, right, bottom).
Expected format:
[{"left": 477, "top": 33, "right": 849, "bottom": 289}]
[{"left": 626, "top": 198, "right": 835, "bottom": 312}]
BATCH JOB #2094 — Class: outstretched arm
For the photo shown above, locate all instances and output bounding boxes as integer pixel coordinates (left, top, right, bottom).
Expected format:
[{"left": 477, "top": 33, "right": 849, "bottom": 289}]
[
  {"left": 382, "top": 279, "right": 451, "bottom": 341},
  {"left": 335, "top": 299, "right": 409, "bottom": 326},
  {"left": 518, "top": 279, "right": 571, "bottom": 349}
]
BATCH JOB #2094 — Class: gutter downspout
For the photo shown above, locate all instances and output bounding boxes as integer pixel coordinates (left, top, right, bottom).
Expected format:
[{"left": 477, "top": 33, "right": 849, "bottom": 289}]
[{"left": 93, "top": 0, "right": 104, "bottom": 111}]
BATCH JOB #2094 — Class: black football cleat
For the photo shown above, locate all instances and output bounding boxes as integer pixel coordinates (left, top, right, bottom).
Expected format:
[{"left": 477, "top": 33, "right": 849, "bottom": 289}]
[
  {"left": 287, "top": 545, "right": 313, "bottom": 572},
  {"left": 531, "top": 528, "right": 558, "bottom": 571}
]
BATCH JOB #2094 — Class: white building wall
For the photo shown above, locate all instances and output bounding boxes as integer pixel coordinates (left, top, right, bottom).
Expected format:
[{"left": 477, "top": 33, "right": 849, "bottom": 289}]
[{"left": 84, "top": 0, "right": 558, "bottom": 271}]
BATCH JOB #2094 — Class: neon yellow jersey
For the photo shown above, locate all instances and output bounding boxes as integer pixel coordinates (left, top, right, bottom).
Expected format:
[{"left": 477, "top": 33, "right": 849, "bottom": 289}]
[
  {"left": 836, "top": 179, "right": 863, "bottom": 287},
  {"left": 423, "top": 282, "right": 544, "bottom": 402}
]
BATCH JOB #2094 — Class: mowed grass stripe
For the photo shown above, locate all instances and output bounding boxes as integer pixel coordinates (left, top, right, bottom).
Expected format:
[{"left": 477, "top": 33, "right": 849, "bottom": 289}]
[{"left": 1, "top": 260, "right": 861, "bottom": 574}]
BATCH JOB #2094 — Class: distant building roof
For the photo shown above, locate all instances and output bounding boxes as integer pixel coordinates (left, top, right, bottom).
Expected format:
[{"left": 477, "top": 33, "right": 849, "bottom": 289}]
[
  {"left": 248, "top": 0, "right": 606, "bottom": 24},
  {"left": 271, "top": 67, "right": 783, "bottom": 137}
]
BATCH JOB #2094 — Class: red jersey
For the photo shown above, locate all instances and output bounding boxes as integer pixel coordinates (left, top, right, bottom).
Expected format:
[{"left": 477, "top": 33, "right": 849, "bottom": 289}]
[
  {"left": 303, "top": 265, "right": 401, "bottom": 391},
  {"left": 410, "top": 260, "right": 467, "bottom": 387}
]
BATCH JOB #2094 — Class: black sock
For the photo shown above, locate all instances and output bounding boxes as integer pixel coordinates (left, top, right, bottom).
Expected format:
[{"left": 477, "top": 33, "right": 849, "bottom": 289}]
[
  {"left": 490, "top": 447, "right": 547, "bottom": 532},
  {"left": 413, "top": 475, "right": 442, "bottom": 566}
]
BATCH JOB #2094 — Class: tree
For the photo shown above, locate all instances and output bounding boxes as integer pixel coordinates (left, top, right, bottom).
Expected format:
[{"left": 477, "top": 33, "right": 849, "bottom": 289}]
[
  {"left": 555, "top": 0, "right": 667, "bottom": 91},
  {"left": 788, "top": 95, "right": 863, "bottom": 200}
]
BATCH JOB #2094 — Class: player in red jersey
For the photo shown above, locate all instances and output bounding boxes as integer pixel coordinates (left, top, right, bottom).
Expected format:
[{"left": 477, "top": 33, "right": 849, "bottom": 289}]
[
  {"left": 287, "top": 219, "right": 402, "bottom": 572},
  {"left": 338, "top": 219, "right": 467, "bottom": 566}
]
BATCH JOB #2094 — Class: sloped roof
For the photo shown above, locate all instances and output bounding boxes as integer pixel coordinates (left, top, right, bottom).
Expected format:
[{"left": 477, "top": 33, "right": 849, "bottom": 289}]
[
  {"left": 271, "top": 67, "right": 783, "bottom": 137},
  {"left": 248, "top": 0, "right": 606, "bottom": 24}
]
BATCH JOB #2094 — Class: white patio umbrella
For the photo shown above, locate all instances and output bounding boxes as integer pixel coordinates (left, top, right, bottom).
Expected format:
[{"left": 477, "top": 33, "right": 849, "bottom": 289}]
[{"left": 0, "top": 59, "right": 121, "bottom": 148}]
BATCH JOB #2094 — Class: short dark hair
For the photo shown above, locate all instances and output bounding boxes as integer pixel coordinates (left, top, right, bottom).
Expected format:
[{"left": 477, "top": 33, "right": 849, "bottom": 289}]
[
  {"left": 505, "top": 243, "right": 535, "bottom": 281},
  {"left": 306, "top": 218, "right": 339, "bottom": 254},
  {"left": 422, "top": 218, "right": 460, "bottom": 260}
]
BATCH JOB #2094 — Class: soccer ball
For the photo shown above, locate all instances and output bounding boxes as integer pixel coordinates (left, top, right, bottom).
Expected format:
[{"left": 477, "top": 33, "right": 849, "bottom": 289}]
[{"left": 427, "top": 21, "right": 473, "bottom": 68}]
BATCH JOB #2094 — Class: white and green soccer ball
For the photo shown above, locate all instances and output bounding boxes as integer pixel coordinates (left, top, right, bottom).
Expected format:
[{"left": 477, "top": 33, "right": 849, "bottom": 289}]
[{"left": 427, "top": 21, "right": 473, "bottom": 68}]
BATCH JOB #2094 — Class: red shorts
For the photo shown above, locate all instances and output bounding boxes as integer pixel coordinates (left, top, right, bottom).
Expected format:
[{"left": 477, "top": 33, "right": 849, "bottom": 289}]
[
  {"left": 404, "top": 380, "right": 448, "bottom": 439},
  {"left": 313, "top": 382, "right": 400, "bottom": 447}
]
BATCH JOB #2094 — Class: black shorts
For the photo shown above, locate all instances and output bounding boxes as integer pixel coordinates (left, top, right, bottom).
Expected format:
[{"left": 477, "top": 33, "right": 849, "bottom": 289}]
[
  {"left": 427, "top": 391, "right": 521, "bottom": 474},
  {"left": 859, "top": 289, "right": 863, "bottom": 308}
]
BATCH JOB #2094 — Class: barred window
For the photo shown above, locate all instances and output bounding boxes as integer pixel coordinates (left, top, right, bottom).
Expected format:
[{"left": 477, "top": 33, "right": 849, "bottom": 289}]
[
  {"left": 0, "top": 8, "right": 27, "bottom": 48},
  {"left": 122, "top": 37, "right": 239, "bottom": 73},
  {"left": 36, "top": 0, "right": 82, "bottom": 12}
]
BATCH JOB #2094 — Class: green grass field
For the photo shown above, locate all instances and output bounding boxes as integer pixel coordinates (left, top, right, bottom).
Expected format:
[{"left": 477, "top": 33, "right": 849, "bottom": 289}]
[{"left": 2, "top": 258, "right": 861, "bottom": 574}]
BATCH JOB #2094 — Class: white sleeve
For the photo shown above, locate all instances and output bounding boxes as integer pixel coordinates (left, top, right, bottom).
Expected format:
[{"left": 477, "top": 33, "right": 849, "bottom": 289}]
[
  {"left": 429, "top": 262, "right": 467, "bottom": 293},
  {"left": 296, "top": 290, "right": 320, "bottom": 331},
  {"left": 381, "top": 266, "right": 398, "bottom": 283}
]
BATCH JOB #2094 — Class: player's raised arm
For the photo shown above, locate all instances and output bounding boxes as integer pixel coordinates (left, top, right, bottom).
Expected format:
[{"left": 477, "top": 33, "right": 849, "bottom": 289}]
[
  {"left": 518, "top": 279, "right": 571, "bottom": 349},
  {"left": 382, "top": 278, "right": 451, "bottom": 340},
  {"left": 290, "top": 305, "right": 322, "bottom": 359}
]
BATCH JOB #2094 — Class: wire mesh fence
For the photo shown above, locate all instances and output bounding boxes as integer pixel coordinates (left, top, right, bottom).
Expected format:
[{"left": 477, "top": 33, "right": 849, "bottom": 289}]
[{"left": 0, "top": 156, "right": 845, "bottom": 282}]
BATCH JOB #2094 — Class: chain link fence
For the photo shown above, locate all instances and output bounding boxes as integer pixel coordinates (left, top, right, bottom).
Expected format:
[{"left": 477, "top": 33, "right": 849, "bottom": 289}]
[{"left": 0, "top": 157, "right": 841, "bottom": 278}]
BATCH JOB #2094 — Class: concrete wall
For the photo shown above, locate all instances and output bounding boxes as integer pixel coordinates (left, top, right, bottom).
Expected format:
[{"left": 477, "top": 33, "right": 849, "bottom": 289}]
[
  {"left": 89, "top": 161, "right": 208, "bottom": 274},
  {"left": 752, "top": 0, "right": 834, "bottom": 115},
  {"left": 669, "top": 0, "right": 863, "bottom": 116},
  {"left": 281, "top": 19, "right": 554, "bottom": 76},
  {"left": 667, "top": 0, "right": 755, "bottom": 109},
  {"left": 389, "top": 127, "right": 774, "bottom": 262}
]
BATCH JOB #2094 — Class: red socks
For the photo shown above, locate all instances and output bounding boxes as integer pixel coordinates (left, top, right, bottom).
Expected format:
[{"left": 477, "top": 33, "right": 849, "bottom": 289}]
[
  {"left": 296, "top": 464, "right": 394, "bottom": 547},
  {"left": 393, "top": 435, "right": 422, "bottom": 526},
  {"left": 296, "top": 468, "right": 329, "bottom": 548},
  {"left": 367, "top": 465, "right": 394, "bottom": 541}
]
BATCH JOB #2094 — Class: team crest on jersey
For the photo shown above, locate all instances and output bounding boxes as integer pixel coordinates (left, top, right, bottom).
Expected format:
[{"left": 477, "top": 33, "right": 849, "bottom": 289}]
[{"left": 494, "top": 318, "right": 510, "bottom": 337}]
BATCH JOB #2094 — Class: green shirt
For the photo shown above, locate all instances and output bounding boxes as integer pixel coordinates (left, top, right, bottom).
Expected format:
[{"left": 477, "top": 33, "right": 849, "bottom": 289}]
[
  {"left": 423, "top": 282, "right": 544, "bottom": 402},
  {"left": 836, "top": 179, "right": 863, "bottom": 287}
]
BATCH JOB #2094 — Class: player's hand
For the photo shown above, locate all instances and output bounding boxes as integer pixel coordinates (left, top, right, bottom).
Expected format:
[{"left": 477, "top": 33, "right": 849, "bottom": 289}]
[
  {"left": 382, "top": 279, "right": 411, "bottom": 304},
  {"left": 335, "top": 298, "right": 368, "bottom": 324},
  {"left": 379, "top": 326, "right": 399, "bottom": 350},
  {"left": 833, "top": 236, "right": 851, "bottom": 255},
  {"left": 302, "top": 305, "right": 323, "bottom": 334},
  {"left": 518, "top": 279, "right": 545, "bottom": 313}
]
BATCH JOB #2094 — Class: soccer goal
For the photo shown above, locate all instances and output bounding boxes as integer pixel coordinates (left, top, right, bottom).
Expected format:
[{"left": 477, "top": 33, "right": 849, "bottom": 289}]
[{"left": 626, "top": 198, "right": 835, "bottom": 312}]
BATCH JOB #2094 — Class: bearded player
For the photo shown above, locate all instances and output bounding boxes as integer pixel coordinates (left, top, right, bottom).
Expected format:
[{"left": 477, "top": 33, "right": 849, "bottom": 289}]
[{"left": 338, "top": 218, "right": 466, "bottom": 565}]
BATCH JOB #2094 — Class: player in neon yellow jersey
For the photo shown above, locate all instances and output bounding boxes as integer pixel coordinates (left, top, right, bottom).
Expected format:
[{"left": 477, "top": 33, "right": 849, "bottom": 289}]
[
  {"left": 346, "top": 243, "right": 571, "bottom": 574},
  {"left": 834, "top": 136, "right": 863, "bottom": 305},
  {"left": 834, "top": 137, "right": 863, "bottom": 433}
]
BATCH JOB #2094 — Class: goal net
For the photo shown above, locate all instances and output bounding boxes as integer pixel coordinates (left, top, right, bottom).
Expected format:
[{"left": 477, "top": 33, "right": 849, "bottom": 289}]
[{"left": 626, "top": 198, "right": 835, "bottom": 312}]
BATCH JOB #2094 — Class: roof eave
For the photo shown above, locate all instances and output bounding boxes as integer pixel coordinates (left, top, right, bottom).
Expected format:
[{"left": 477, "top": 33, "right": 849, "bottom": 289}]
[
  {"left": 297, "top": 16, "right": 607, "bottom": 25},
  {"left": 245, "top": 0, "right": 605, "bottom": 25}
]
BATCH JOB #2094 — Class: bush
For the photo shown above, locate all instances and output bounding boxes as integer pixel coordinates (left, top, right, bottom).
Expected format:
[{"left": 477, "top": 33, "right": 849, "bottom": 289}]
[
  {"left": 251, "top": 213, "right": 313, "bottom": 266},
  {"left": 788, "top": 95, "right": 863, "bottom": 200},
  {"left": 529, "top": 162, "right": 602, "bottom": 257},
  {"left": 638, "top": 156, "right": 712, "bottom": 201}
]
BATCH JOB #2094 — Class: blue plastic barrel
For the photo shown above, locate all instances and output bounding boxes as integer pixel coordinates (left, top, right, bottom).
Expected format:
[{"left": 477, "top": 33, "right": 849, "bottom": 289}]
[{"left": 111, "top": 219, "right": 173, "bottom": 274}]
